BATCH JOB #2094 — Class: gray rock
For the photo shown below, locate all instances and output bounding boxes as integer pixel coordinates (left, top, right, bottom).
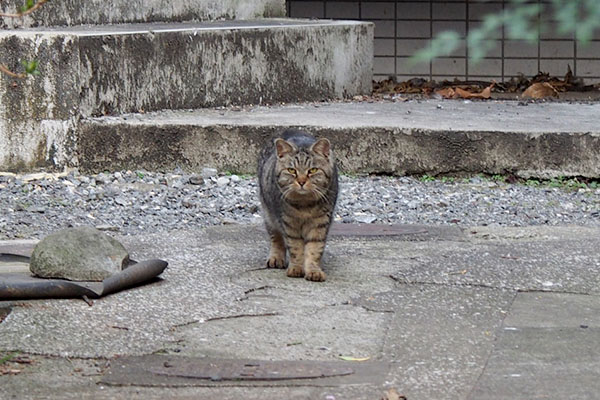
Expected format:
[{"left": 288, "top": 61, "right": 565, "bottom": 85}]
[
  {"left": 188, "top": 174, "right": 204, "bottom": 185},
  {"left": 355, "top": 215, "right": 377, "bottom": 224},
  {"left": 216, "top": 177, "right": 230, "bottom": 187},
  {"left": 29, "top": 226, "right": 129, "bottom": 282},
  {"left": 201, "top": 167, "right": 218, "bottom": 178},
  {"left": 114, "top": 196, "right": 130, "bottom": 206},
  {"left": 26, "top": 205, "right": 46, "bottom": 213}
]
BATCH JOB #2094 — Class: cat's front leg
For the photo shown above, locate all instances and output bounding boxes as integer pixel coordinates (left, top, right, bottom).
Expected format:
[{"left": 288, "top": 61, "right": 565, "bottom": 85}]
[
  {"left": 303, "top": 240, "right": 326, "bottom": 282},
  {"left": 266, "top": 231, "right": 287, "bottom": 269},
  {"left": 285, "top": 237, "right": 305, "bottom": 278}
]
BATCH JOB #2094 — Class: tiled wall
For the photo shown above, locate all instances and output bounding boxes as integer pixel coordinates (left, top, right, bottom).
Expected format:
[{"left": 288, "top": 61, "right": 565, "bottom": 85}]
[{"left": 288, "top": 0, "right": 600, "bottom": 83}]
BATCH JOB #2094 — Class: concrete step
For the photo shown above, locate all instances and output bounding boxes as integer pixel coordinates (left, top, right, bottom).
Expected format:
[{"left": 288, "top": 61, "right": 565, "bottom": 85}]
[
  {"left": 0, "top": 0, "right": 285, "bottom": 28},
  {"left": 77, "top": 100, "right": 600, "bottom": 178},
  {"left": 0, "top": 19, "right": 373, "bottom": 170}
]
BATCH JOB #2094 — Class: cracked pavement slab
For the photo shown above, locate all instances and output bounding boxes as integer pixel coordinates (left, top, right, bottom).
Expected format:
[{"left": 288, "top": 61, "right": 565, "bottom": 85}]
[{"left": 1, "top": 224, "right": 600, "bottom": 399}]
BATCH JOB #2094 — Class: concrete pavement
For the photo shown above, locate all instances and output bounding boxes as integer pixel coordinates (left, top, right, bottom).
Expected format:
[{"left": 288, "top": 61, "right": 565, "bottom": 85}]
[{"left": 1, "top": 223, "right": 599, "bottom": 399}]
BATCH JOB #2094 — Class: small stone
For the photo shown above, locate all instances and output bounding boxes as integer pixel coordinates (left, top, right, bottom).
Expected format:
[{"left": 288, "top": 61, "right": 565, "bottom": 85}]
[
  {"left": 230, "top": 174, "right": 241, "bottom": 183},
  {"left": 26, "top": 206, "right": 46, "bottom": 213},
  {"left": 95, "top": 173, "right": 109, "bottom": 185},
  {"left": 95, "top": 224, "right": 119, "bottom": 232},
  {"left": 182, "top": 198, "right": 195, "bottom": 208},
  {"left": 355, "top": 215, "right": 376, "bottom": 224},
  {"left": 201, "top": 168, "right": 218, "bottom": 178},
  {"left": 115, "top": 196, "right": 129, "bottom": 206},
  {"left": 171, "top": 178, "right": 186, "bottom": 189},
  {"left": 406, "top": 200, "right": 420, "bottom": 209},
  {"left": 188, "top": 175, "right": 204, "bottom": 185},
  {"left": 217, "top": 177, "right": 230, "bottom": 187},
  {"left": 30, "top": 226, "right": 129, "bottom": 282}
]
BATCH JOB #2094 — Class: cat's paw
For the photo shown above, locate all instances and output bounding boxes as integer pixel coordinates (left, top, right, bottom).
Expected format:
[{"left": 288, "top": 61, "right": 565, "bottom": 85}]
[
  {"left": 266, "top": 256, "right": 286, "bottom": 269},
  {"left": 286, "top": 264, "right": 304, "bottom": 278},
  {"left": 304, "top": 269, "right": 326, "bottom": 282}
]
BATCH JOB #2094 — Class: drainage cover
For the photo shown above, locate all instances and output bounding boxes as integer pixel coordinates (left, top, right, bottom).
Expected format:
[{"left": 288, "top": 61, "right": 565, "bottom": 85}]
[{"left": 151, "top": 358, "right": 354, "bottom": 381}]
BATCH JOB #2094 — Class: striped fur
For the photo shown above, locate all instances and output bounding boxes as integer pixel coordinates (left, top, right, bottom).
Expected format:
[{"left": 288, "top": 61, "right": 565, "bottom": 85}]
[{"left": 258, "top": 129, "right": 338, "bottom": 282}]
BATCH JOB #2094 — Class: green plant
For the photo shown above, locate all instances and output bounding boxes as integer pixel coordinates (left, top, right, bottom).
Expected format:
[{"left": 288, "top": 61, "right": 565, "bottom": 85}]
[
  {"left": 411, "top": 0, "right": 600, "bottom": 63},
  {"left": 419, "top": 174, "right": 436, "bottom": 182},
  {"left": 0, "top": 352, "right": 16, "bottom": 365}
]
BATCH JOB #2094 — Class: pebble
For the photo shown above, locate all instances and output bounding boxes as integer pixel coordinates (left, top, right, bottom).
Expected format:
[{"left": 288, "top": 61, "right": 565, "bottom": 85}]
[
  {"left": 202, "top": 167, "right": 218, "bottom": 178},
  {"left": 189, "top": 175, "right": 204, "bottom": 185},
  {"left": 216, "top": 177, "right": 230, "bottom": 187},
  {"left": 0, "top": 170, "right": 598, "bottom": 240}
]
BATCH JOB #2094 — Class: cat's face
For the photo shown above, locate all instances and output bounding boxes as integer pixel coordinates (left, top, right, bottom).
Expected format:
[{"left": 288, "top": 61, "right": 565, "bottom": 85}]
[{"left": 274, "top": 138, "right": 333, "bottom": 201}]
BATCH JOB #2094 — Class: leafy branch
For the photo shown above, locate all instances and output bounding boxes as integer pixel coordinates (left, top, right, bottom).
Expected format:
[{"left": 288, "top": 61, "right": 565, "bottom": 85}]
[
  {"left": 0, "top": 0, "right": 49, "bottom": 18},
  {"left": 411, "top": 0, "right": 600, "bottom": 64},
  {"left": 0, "top": 0, "right": 48, "bottom": 78}
]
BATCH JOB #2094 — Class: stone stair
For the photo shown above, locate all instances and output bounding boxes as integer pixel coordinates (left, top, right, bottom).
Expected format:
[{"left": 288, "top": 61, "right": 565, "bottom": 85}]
[
  {"left": 0, "top": 0, "right": 287, "bottom": 28},
  {"left": 0, "top": 1, "right": 373, "bottom": 171},
  {"left": 77, "top": 101, "right": 600, "bottom": 179}
]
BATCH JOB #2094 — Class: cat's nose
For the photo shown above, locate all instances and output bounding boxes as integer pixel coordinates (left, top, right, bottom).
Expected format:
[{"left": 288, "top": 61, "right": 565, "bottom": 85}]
[{"left": 297, "top": 177, "right": 307, "bottom": 187}]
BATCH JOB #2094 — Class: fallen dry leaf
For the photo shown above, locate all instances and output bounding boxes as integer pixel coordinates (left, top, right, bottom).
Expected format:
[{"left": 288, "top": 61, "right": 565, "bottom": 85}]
[
  {"left": 434, "top": 87, "right": 456, "bottom": 99},
  {"left": 338, "top": 355, "right": 371, "bottom": 362},
  {"left": 0, "top": 367, "right": 22, "bottom": 375},
  {"left": 454, "top": 82, "right": 494, "bottom": 99},
  {"left": 522, "top": 82, "right": 559, "bottom": 99}
]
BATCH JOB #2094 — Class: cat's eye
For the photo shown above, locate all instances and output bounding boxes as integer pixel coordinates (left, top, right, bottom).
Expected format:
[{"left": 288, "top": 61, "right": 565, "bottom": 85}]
[
  {"left": 287, "top": 168, "right": 297, "bottom": 175},
  {"left": 308, "top": 168, "right": 319, "bottom": 175}
]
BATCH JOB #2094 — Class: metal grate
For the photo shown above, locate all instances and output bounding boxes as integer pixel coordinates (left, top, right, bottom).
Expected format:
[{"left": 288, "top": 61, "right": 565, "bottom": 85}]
[{"left": 287, "top": 0, "right": 600, "bottom": 83}]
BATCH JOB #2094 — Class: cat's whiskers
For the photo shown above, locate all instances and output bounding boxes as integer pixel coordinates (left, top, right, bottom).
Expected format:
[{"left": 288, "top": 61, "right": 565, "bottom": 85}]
[
  {"left": 281, "top": 186, "right": 294, "bottom": 201},
  {"left": 312, "top": 186, "right": 329, "bottom": 204}
]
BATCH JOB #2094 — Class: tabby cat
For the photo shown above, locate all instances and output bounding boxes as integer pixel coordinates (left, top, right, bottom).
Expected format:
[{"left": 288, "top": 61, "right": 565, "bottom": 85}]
[{"left": 258, "top": 129, "right": 338, "bottom": 282}]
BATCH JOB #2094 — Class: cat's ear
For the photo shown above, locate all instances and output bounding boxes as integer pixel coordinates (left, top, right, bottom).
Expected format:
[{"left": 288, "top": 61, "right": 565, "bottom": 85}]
[
  {"left": 311, "top": 138, "right": 331, "bottom": 158},
  {"left": 274, "top": 138, "right": 295, "bottom": 158}
]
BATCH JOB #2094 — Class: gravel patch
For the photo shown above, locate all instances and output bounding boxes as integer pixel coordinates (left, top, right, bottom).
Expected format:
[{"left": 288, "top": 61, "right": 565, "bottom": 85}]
[{"left": 0, "top": 169, "right": 598, "bottom": 240}]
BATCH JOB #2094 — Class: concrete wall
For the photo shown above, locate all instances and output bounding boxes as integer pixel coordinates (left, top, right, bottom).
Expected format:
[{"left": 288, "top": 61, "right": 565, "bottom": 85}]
[{"left": 0, "top": 0, "right": 286, "bottom": 28}]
